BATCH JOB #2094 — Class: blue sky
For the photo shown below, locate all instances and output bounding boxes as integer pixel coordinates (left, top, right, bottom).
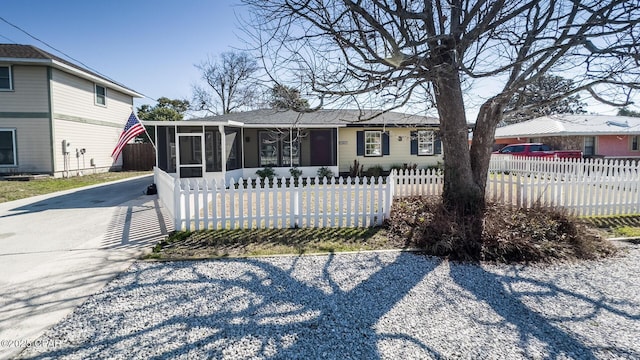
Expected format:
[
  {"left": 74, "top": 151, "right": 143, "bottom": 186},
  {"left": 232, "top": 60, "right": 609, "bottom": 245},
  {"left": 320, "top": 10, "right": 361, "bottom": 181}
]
[
  {"left": 1, "top": 0, "right": 247, "bottom": 109},
  {"left": 1, "top": 1, "right": 637, "bottom": 118}
]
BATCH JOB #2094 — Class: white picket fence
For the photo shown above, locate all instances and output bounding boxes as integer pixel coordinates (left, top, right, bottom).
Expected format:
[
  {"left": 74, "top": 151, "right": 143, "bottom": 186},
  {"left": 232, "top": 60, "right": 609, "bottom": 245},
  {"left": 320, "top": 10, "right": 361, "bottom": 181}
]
[
  {"left": 487, "top": 156, "right": 640, "bottom": 216},
  {"left": 155, "top": 156, "right": 640, "bottom": 231},
  {"left": 155, "top": 168, "right": 391, "bottom": 231}
]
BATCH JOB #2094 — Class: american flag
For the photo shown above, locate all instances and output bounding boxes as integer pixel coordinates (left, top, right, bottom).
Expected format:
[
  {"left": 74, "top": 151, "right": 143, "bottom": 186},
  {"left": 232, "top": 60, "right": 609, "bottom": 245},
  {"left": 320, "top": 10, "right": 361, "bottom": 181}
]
[{"left": 111, "top": 112, "right": 146, "bottom": 161}]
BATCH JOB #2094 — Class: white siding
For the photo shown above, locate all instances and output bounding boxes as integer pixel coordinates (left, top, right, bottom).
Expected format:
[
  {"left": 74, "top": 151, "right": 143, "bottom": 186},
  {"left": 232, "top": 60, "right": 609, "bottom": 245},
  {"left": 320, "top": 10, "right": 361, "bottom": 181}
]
[
  {"left": 0, "top": 118, "right": 52, "bottom": 173},
  {"left": 0, "top": 65, "right": 49, "bottom": 113},
  {"left": 49, "top": 68, "right": 135, "bottom": 175},
  {"left": 338, "top": 127, "right": 443, "bottom": 173},
  {"left": 50, "top": 69, "right": 133, "bottom": 125},
  {"left": 52, "top": 119, "right": 124, "bottom": 175}
]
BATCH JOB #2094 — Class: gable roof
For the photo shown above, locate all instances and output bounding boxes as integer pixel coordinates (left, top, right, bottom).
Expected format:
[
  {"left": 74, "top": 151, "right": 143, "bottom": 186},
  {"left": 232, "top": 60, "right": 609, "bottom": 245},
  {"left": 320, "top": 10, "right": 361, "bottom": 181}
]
[
  {"left": 0, "top": 44, "right": 142, "bottom": 98},
  {"left": 187, "top": 109, "right": 440, "bottom": 128},
  {"left": 494, "top": 114, "right": 640, "bottom": 138}
]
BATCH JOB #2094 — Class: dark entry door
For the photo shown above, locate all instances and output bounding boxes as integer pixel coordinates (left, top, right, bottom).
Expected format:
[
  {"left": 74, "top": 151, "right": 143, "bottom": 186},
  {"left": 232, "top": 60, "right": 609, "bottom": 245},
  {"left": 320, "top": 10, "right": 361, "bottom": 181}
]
[{"left": 310, "top": 130, "right": 333, "bottom": 166}]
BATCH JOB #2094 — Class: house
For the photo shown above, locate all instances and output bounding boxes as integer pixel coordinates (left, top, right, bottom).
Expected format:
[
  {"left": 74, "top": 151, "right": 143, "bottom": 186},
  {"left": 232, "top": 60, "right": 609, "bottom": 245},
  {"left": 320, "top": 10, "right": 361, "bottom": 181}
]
[
  {"left": 0, "top": 44, "right": 142, "bottom": 176},
  {"left": 494, "top": 114, "right": 640, "bottom": 158},
  {"left": 143, "top": 109, "right": 442, "bottom": 182}
]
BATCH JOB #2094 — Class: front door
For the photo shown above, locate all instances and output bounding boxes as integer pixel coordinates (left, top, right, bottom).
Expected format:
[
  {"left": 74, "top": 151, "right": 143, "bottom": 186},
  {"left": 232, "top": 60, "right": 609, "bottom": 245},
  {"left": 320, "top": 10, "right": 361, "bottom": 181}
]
[
  {"left": 310, "top": 130, "right": 333, "bottom": 166},
  {"left": 177, "top": 134, "right": 203, "bottom": 178}
]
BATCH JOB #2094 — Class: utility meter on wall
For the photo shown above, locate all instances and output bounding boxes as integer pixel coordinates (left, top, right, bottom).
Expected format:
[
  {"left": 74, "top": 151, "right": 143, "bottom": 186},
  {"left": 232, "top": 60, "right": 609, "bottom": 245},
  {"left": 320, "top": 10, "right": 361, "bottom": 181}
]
[{"left": 62, "top": 140, "right": 71, "bottom": 154}]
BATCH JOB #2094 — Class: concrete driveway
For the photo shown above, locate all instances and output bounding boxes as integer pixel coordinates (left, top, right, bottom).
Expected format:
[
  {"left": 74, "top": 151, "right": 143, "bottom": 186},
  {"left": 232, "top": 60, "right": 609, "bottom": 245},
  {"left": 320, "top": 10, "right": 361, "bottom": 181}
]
[{"left": 0, "top": 175, "right": 171, "bottom": 359}]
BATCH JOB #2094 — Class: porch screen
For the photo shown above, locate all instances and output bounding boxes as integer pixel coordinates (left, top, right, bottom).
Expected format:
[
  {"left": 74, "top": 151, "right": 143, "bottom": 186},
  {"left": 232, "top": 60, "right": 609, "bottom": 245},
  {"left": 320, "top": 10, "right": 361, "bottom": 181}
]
[{"left": 259, "top": 131, "right": 299, "bottom": 167}]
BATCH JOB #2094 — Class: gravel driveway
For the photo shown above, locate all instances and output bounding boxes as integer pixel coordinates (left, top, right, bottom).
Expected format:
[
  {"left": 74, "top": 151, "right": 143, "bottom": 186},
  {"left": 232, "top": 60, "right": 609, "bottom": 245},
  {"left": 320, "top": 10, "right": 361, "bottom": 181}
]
[{"left": 20, "top": 242, "right": 640, "bottom": 359}]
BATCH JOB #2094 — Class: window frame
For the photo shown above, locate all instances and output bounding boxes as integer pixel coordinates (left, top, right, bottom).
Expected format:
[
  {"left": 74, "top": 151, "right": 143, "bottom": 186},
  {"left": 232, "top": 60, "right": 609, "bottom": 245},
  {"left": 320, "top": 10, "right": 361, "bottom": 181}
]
[
  {"left": 95, "top": 84, "right": 107, "bottom": 106},
  {"left": 0, "top": 129, "right": 18, "bottom": 167},
  {"left": 364, "top": 130, "right": 382, "bottom": 157},
  {"left": 417, "top": 130, "right": 435, "bottom": 156},
  {"left": 584, "top": 136, "right": 596, "bottom": 156},
  {"left": 0, "top": 65, "right": 13, "bottom": 91}
]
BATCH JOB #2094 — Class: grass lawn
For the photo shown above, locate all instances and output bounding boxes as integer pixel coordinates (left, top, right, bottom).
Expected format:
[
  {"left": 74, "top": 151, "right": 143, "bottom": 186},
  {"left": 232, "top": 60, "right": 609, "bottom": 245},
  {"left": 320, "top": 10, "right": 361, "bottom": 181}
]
[
  {"left": 0, "top": 171, "right": 152, "bottom": 203},
  {"left": 145, "top": 227, "right": 409, "bottom": 260}
]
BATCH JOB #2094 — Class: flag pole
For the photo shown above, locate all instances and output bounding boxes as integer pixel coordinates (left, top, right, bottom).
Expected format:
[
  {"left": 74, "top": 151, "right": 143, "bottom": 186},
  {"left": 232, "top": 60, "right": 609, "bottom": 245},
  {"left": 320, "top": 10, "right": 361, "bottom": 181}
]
[{"left": 132, "top": 109, "right": 157, "bottom": 152}]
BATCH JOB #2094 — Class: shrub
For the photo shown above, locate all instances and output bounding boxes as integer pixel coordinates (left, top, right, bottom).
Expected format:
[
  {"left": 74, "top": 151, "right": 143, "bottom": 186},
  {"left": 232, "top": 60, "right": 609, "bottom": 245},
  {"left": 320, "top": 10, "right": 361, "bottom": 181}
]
[
  {"left": 349, "top": 159, "right": 364, "bottom": 177},
  {"left": 366, "top": 164, "right": 384, "bottom": 177},
  {"left": 289, "top": 167, "right": 303, "bottom": 179},
  {"left": 256, "top": 166, "right": 276, "bottom": 180},
  {"left": 425, "top": 162, "right": 444, "bottom": 173},
  {"left": 317, "top": 166, "right": 334, "bottom": 179}
]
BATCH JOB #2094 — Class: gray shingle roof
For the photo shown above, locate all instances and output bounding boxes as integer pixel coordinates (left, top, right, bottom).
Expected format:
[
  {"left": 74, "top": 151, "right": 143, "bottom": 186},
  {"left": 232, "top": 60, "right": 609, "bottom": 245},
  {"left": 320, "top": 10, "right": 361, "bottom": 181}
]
[{"left": 189, "top": 109, "right": 440, "bottom": 127}]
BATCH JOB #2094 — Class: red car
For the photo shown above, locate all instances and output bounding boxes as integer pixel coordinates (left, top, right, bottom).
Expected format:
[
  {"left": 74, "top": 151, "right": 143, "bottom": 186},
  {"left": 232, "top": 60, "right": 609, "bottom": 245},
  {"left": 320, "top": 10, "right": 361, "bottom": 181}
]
[{"left": 494, "top": 143, "right": 582, "bottom": 159}]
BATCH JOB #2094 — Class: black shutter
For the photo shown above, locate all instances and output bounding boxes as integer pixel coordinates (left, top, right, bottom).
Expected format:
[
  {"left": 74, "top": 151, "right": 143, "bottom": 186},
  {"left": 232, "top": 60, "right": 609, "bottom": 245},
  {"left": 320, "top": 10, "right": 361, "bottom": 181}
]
[
  {"left": 435, "top": 131, "right": 442, "bottom": 154},
  {"left": 382, "top": 132, "right": 390, "bottom": 155},
  {"left": 410, "top": 131, "right": 417, "bottom": 155},
  {"left": 356, "top": 131, "right": 364, "bottom": 156}
]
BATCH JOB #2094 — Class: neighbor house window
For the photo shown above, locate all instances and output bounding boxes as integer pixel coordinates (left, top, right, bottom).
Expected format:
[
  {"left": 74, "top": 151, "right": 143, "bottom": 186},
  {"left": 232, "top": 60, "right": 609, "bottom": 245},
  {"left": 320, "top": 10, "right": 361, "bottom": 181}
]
[
  {"left": 584, "top": 136, "right": 596, "bottom": 156},
  {"left": 95, "top": 84, "right": 106, "bottom": 105},
  {"left": 0, "top": 66, "right": 12, "bottom": 90},
  {"left": 365, "top": 131, "right": 382, "bottom": 156},
  {"left": 417, "top": 130, "right": 435, "bottom": 155},
  {"left": 632, "top": 135, "right": 639, "bottom": 151},
  {"left": 0, "top": 129, "right": 17, "bottom": 166}
]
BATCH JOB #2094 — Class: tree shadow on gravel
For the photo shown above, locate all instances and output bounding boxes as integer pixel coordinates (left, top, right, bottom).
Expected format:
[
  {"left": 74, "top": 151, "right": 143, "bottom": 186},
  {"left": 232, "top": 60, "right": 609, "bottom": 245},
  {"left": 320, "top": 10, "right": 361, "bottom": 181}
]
[
  {"left": 449, "top": 262, "right": 640, "bottom": 359},
  {"left": 21, "top": 252, "right": 444, "bottom": 359}
]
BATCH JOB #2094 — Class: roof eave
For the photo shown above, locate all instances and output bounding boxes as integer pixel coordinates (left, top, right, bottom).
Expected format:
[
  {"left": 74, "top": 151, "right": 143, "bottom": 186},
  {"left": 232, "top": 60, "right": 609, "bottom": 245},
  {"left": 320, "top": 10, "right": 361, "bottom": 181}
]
[
  {"left": 51, "top": 60, "right": 143, "bottom": 98},
  {"left": 0, "top": 57, "right": 142, "bottom": 98}
]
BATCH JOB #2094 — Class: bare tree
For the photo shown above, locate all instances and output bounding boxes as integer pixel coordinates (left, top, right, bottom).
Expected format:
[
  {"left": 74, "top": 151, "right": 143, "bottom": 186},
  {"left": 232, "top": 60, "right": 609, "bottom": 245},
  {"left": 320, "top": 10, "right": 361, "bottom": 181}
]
[
  {"left": 193, "top": 51, "right": 260, "bottom": 115},
  {"left": 242, "top": 0, "right": 640, "bottom": 250}
]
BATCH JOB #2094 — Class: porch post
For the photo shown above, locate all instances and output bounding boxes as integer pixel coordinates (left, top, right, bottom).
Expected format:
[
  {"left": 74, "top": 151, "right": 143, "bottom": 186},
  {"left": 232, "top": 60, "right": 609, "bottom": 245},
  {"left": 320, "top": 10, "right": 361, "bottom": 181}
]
[
  {"left": 241, "top": 127, "right": 245, "bottom": 169},
  {"left": 335, "top": 127, "right": 340, "bottom": 172},
  {"left": 153, "top": 125, "right": 158, "bottom": 170},
  {"left": 290, "top": 127, "right": 294, "bottom": 167},
  {"left": 201, "top": 125, "right": 206, "bottom": 176},
  {"left": 219, "top": 125, "right": 227, "bottom": 182}
]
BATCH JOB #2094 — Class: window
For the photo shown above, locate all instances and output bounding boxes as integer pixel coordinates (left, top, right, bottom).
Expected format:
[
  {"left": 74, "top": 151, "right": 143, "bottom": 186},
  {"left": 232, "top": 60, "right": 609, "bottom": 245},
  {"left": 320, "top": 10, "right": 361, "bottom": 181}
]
[
  {"left": 632, "top": 136, "right": 639, "bottom": 151},
  {"left": 411, "top": 130, "right": 441, "bottom": 156},
  {"left": 0, "top": 66, "right": 12, "bottom": 90},
  {"left": 584, "top": 136, "right": 595, "bottom": 156},
  {"left": 259, "top": 131, "right": 300, "bottom": 167},
  {"left": 365, "top": 131, "right": 382, "bottom": 156},
  {"left": 0, "top": 129, "right": 17, "bottom": 166},
  {"left": 95, "top": 84, "right": 106, "bottom": 106},
  {"left": 499, "top": 145, "right": 526, "bottom": 154},
  {"left": 417, "top": 130, "right": 435, "bottom": 155},
  {"left": 529, "top": 144, "right": 551, "bottom": 152}
]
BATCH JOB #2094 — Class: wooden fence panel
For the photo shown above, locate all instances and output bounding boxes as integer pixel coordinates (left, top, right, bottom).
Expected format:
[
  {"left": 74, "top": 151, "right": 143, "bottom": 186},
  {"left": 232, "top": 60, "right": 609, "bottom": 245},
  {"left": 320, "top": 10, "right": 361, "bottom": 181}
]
[{"left": 123, "top": 143, "right": 155, "bottom": 171}]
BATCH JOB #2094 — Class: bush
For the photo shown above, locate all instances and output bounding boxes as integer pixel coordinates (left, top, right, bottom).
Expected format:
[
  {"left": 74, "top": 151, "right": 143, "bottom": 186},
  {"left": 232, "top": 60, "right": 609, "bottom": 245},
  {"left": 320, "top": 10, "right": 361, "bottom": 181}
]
[
  {"left": 424, "top": 162, "right": 444, "bottom": 174},
  {"left": 366, "top": 164, "right": 384, "bottom": 177},
  {"left": 349, "top": 159, "right": 364, "bottom": 177},
  {"left": 256, "top": 166, "right": 276, "bottom": 180},
  {"left": 317, "top": 166, "right": 334, "bottom": 179},
  {"left": 289, "top": 167, "right": 303, "bottom": 179}
]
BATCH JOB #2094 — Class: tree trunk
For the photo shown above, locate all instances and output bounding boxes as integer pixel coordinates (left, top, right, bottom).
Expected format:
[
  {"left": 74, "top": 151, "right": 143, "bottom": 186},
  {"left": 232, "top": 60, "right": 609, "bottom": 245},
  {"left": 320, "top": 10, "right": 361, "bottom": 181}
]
[
  {"left": 432, "top": 64, "right": 484, "bottom": 256},
  {"left": 433, "top": 66, "right": 484, "bottom": 216},
  {"left": 469, "top": 97, "right": 507, "bottom": 194}
]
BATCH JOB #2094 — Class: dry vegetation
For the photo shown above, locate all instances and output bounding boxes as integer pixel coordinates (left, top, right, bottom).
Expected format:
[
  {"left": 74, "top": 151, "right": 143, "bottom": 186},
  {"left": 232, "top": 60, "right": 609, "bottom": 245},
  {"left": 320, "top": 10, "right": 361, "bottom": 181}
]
[{"left": 388, "top": 196, "right": 618, "bottom": 263}]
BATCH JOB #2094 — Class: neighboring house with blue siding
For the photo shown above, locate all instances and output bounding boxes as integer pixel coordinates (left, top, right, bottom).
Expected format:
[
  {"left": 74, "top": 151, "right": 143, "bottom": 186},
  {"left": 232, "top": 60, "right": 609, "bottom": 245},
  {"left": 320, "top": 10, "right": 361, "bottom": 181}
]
[
  {"left": 0, "top": 44, "right": 142, "bottom": 176},
  {"left": 143, "top": 109, "right": 443, "bottom": 182}
]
